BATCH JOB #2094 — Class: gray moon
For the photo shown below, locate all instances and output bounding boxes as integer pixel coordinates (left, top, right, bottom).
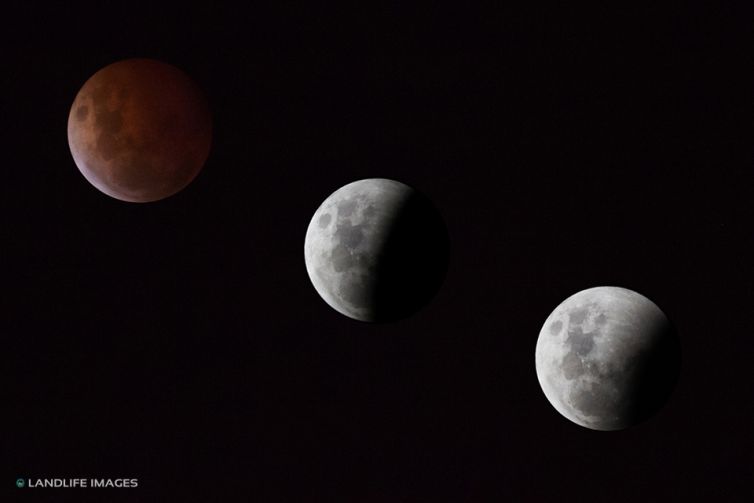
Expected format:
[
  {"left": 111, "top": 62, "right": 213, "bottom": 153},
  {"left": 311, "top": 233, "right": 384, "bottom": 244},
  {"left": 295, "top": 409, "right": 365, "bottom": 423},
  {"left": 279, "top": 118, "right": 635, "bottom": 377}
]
[
  {"left": 535, "top": 286, "right": 680, "bottom": 431},
  {"left": 304, "top": 178, "right": 449, "bottom": 322}
]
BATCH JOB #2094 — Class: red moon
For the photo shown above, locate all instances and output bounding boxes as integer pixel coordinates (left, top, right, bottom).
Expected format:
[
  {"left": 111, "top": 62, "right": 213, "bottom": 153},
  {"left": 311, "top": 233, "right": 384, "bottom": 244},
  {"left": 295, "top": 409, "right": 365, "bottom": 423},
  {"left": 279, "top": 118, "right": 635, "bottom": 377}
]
[{"left": 67, "top": 59, "right": 212, "bottom": 202}]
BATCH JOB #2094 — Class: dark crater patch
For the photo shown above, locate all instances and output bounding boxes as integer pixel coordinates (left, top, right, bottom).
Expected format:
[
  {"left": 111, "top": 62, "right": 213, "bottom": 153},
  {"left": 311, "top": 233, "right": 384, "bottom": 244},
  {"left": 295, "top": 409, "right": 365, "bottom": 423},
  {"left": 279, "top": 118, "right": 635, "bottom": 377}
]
[
  {"left": 561, "top": 352, "right": 585, "bottom": 379},
  {"left": 94, "top": 106, "right": 124, "bottom": 133},
  {"left": 330, "top": 244, "right": 358, "bottom": 273},
  {"left": 96, "top": 130, "right": 125, "bottom": 161},
  {"left": 338, "top": 199, "right": 358, "bottom": 218},
  {"left": 568, "top": 307, "right": 589, "bottom": 325},
  {"left": 335, "top": 220, "right": 365, "bottom": 250},
  {"left": 318, "top": 213, "right": 332, "bottom": 228},
  {"left": 566, "top": 325, "right": 596, "bottom": 356},
  {"left": 550, "top": 320, "right": 563, "bottom": 335},
  {"left": 76, "top": 105, "right": 89, "bottom": 121}
]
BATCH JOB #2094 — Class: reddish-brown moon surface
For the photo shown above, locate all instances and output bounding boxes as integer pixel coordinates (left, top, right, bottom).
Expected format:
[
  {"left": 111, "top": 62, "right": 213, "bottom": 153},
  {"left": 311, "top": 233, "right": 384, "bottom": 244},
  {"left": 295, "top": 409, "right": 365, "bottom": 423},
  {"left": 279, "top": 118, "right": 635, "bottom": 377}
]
[{"left": 67, "top": 59, "right": 212, "bottom": 202}]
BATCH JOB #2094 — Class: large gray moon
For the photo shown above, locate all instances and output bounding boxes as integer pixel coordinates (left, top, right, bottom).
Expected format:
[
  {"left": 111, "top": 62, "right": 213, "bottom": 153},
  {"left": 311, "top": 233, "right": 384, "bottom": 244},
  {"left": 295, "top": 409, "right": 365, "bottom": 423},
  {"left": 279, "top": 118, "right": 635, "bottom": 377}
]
[
  {"left": 304, "top": 178, "right": 449, "bottom": 322},
  {"left": 535, "top": 286, "right": 680, "bottom": 431}
]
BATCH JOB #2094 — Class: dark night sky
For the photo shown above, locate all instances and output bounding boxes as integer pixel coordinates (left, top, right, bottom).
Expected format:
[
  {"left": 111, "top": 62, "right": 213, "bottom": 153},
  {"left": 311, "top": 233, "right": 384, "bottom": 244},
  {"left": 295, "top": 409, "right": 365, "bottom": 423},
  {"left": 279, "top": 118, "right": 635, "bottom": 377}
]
[{"left": 4, "top": 2, "right": 754, "bottom": 501}]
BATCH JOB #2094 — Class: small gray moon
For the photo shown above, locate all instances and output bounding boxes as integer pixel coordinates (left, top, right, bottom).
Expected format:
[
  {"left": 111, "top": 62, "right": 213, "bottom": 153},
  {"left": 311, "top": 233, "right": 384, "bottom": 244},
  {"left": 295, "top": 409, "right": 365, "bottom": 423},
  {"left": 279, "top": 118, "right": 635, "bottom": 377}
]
[
  {"left": 304, "top": 178, "right": 449, "bottom": 322},
  {"left": 535, "top": 286, "right": 680, "bottom": 431}
]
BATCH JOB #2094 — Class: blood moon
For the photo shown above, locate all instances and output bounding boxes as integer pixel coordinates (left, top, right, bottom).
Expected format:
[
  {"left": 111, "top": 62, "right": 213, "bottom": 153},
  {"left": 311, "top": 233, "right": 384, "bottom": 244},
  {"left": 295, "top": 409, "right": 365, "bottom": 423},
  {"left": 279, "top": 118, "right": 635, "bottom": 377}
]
[{"left": 67, "top": 59, "right": 212, "bottom": 202}]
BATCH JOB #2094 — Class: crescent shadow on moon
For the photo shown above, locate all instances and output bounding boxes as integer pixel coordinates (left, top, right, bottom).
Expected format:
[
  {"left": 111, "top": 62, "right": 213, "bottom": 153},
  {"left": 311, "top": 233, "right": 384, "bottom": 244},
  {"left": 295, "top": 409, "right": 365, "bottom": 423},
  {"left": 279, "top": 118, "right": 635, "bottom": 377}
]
[{"left": 368, "top": 189, "right": 450, "bottom": 321}]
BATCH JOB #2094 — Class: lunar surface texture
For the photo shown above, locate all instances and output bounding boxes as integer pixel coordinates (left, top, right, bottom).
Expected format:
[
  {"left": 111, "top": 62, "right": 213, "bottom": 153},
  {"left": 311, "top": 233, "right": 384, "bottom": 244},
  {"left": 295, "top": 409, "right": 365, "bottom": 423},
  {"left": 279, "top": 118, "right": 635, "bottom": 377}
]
[
  {"left": 67, "top": 59, "right": 212, "bottom": 202},
  {"left": 304, "top": 178, "right": 449, "bottom": 322},
  {"left": 535, "top": 286, "right": 680, "bottom": 431}
]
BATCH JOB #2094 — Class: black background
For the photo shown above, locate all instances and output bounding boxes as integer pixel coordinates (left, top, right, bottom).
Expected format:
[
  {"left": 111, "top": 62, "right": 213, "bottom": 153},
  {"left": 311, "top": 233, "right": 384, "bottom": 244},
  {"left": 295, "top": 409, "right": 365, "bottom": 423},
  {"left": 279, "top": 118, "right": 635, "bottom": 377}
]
[{"left": 4, "top": 2, "right": 753, "bottom": 501}]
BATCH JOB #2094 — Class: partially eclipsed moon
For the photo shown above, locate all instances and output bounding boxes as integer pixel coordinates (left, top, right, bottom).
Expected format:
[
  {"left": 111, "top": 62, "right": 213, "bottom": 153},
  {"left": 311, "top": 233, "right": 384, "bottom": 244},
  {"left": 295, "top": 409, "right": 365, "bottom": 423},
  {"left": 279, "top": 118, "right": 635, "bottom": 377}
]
[
  {"left": 535, "top": 286, "right": 680, "bottom": 431},
  {"left": 67, "top": 59, "right": 212, "bottom": 202},
  {"left": 304, "top": 178, "right": 449, "bottom": 322}
]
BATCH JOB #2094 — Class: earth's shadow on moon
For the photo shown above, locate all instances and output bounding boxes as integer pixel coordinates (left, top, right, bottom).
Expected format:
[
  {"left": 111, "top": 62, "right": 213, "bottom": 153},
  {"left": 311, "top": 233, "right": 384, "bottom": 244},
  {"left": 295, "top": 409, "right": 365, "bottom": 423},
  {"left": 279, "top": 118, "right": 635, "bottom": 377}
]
[
  {"left": 368, "top": 189, "right": 450, "bottom": 323},
  {"left": 627, "top": 317, "right": 682, "bottom": 429}
]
